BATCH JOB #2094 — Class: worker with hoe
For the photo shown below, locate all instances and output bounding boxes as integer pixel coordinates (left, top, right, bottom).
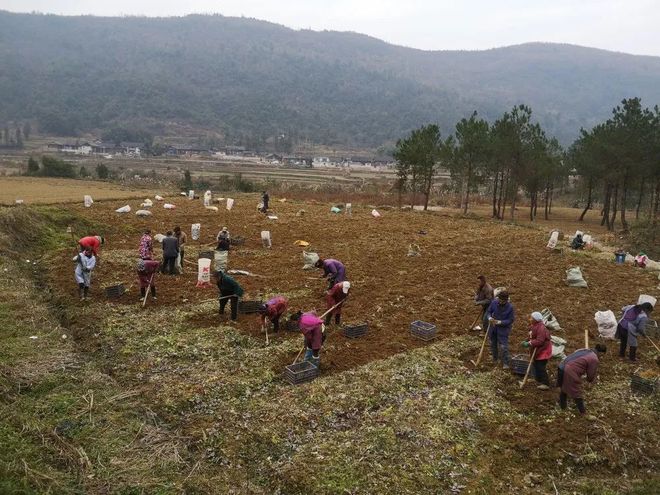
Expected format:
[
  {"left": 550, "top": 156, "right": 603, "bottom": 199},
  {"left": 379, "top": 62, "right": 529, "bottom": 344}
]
[
  {"left": 325, "top": 281, "right": 351, "bottom": 326},
  {"left": 173, "top": 226, "right": 187, "bottom": 272},
  {"left": 259, "top": 296, "right": 289, "bottom": 333},
  {"left": 474, "top": 275, "right": 494, "bottom": 330},
  {"left": 486, "top": 291, "right": 515, "bottom": 369},
  {"left": 78, "top": 234, "right": 104, "bottom": 256},
  {"left": 214, "top": 270, "right": 244, "bottom": 321},
  {"left": 316, "top": 257, "right": 346, "bottom": 290},
  {"left": 161, "top": 231, "right": 179, "bottom": 275},
  {"left": 137, "top": 258, "right": 160, "bottom": 301},
  {"left": 261, "top": 191, "right": 270, "bottom": 213},
  {"left": 74, "top": 247, "right": 96, "bottom": 301},
  {"left": 216, "top": 226, "right": 231, "bottom": 243},
  {"left": 616, "top": 301, "right": 654, "bottom": 362},
  {"left": 557, "top": 344, "right": 607, "bottom": 421},
  {"left": 299, "top": 311, "right": 325, "bottom": 368},
  {"left": 138, "top": 229, "right": 154, "bottom": 260},
  {"left": 521, "top": 311, "right": 553, "bottom": 390}
]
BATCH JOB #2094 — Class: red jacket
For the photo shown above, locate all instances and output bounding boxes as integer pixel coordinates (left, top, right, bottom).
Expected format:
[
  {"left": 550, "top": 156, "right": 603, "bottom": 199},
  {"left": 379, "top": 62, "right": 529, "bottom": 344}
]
[
  {"left": 79, "top": 236, "right": 101, "bottom": 255},
  {"left": 299, "top": 312, "right": 324, "bottom": 351},
  {"left": 261, "top": 296, "right": 288, "bottom": 323},
  {"left": 528, "top": 321, "right": 553, "bottom": 361},
  {"left": 326, "top": 283, "right": 348, "bottom": 315}
]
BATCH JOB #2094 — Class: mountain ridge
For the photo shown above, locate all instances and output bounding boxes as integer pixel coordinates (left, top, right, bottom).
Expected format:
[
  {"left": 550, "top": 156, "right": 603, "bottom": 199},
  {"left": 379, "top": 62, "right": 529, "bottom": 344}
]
[{"left": 1, "top": 11, "right": 659, "bottom": 148}]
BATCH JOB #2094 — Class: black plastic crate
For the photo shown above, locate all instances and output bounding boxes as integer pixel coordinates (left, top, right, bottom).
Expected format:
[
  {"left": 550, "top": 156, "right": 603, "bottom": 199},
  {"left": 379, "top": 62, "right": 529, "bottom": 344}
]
[
  {"left": 410, "top": 320, "right": 437, "bottom": 341},
  {"left": 105, "top": 284, "right": 125, "bottom": 298},
  {"left": 230, "top": 237, "right": 245, "bottom": 246},
  {"left": 198, "top": 251, "right": 214, "bottom": 260},
  {"left": 631, "top": 374, "right": 659, "bottom": 395},
  {"left": 284, "top": 361, "right": 319, "bottom": 385},
  {"left": 238, "top": 299, "right": 263, "bottom": 314},
  {"left": 510, "top": 354, "right": 530, "bottom": 376},
  {"left": 343, "top": 323, "right": 368, "bottom": 338}
]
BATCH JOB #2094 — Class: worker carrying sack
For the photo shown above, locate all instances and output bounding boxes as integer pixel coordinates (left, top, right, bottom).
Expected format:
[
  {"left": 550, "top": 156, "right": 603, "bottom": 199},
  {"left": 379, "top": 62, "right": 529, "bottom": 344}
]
[{"left": 566, "top": 267, "right": 588, "bottom": 288}]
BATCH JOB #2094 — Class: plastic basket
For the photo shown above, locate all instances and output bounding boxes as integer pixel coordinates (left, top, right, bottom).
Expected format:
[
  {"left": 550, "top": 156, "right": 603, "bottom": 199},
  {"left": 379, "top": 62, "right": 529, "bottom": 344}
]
[
  {"left": 105, "top": 284, "right": 125, "bottom": 298},
  {"left": 284, "top": 361, "right": 319, "bottom": 385},
  {"left": 238, "top": 300, "right": 263, "bottom": 314},
  {"left": 410, "top": 320, "right": 436, "bottom": 341},
  {"left": 343, "top": 323, "right": 368, "bottom": 338},
  {"left": 631, "top": 374, "right": 659, "bottom": 395},
  {"left": 230, "top": 237, "right": 245, "bottom": 246},
  {"left": 510, "top": 354, "right": 530, "bottom": 376}
]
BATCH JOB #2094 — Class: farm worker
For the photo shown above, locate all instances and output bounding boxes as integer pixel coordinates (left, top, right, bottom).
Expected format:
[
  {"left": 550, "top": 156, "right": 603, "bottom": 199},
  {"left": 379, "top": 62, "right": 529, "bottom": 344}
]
[
  {"left": 486, "top": 291, "right": 515, "bottom": 369},
  {"left": 557, "top": 344, "right": 607, "bottom": 421},
  {"left": 214, "top": 270, "right": 244, "bottom": 321},
  {"left": 616, "top": 302, "right": 654, "bottom": 362},
  {"left": 521, "top": 311, "right": 553, "bottom": 389},
  {"left": 78, "top": 235, "right": 104, "bottom": 256},
  {"left": 299, "top": 312, "right": 325, "bottom": 367},
  {"left": 261, "top": 191, "right": 269, "bottom": 213},
  {"left": 633, "top": 252, "right": 648, "bottom": 268},
  {"left": 216, "top": 234, "right": 231, "bottom": 252},
  {"left": 474, "top": 275, "right": 494, "bottom": 330},
  {"left": 325, "top": 281, "right": 351, "bottom": 326},
  {"left": 259, "top": 296, "right": 289, "bottom": 332},
  {"left": 137, "top": 258, "right": 160, "bottom": 300},
  {"left": 173, "top": 226, "right": 187, "bottom": 272},
  {"left": 315, "top": 258, "right": 346, "bottom": 289},
  {"left": 570, "top": 233, "right": 585, "bottom": 250},
  {"left": 216, "top": 227, "right": 231, "bottom": 242},
  {"left": 138, "top": 229, "right": 154, "bottom": 260},
  {"left": 74, "top": 248, "right": 96, "bottom": 301},
  {"left": 161, "top": 231, "right": 179, "bottom": 275}
]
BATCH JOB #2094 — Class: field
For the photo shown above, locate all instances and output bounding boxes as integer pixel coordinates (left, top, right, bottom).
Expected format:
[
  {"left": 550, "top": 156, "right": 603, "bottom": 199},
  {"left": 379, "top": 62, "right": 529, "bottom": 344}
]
[
  {"left": 0, "top": 177, "right": 152, "bottom": 205},
  {"left": 1, "top": 188, "right": 659, "bottom": 494}
]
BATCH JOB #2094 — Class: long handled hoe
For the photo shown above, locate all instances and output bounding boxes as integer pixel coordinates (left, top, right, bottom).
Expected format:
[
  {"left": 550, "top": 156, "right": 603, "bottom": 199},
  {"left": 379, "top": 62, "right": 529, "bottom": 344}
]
[
  {"left": 519, "top": 348, "right": 538, "bottom": 388},
  {"left": 142, "top": 273, "right": 155, "bottom": 308},
  {"left": 470, "top": 322, "right": 491, "bottom": 367}
]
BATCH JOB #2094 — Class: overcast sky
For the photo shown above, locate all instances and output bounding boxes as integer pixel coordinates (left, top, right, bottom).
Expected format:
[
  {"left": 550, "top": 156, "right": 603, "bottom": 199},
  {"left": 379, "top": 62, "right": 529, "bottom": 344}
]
[{"left": 2, "top": 0, "right": 659, "bottom": 56}]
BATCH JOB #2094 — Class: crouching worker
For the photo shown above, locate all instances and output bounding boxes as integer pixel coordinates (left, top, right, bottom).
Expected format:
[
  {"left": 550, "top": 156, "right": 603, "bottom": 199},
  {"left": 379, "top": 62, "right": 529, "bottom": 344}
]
[
  {"left": 215, "top": 270, "right": 244, "bottom": 321},
  {"left": 316, "top": 258, "right": 346, "bottom": 289},
  {"left": 137, "top": 259, "right": 160, "bottom": 300},
  {"left": 617, "top": 302, "right": 653, "bottom": 362},
  {"left": 259, "top": 296, "right": 288, "bottom": 332},
  {"left": 521, "top": 311, "right": 553, "bottom": 390},
  {"left": 325, "top": 281, "right": 350, "bottom": 326},
  {"left": 299, "top": 312, "right": 325, "bottom": 368},
  {"left": 78, "top": 235, "right": 104, "bottom": 256},
  {"left": 74, "top": 248, "right": 96, "bottom": 301},
  {"left": 487, "top": 291, "right": 515, "bottom": 369},
  {"left": 557, "top": 344, "right": 607, "bottom": 421}
]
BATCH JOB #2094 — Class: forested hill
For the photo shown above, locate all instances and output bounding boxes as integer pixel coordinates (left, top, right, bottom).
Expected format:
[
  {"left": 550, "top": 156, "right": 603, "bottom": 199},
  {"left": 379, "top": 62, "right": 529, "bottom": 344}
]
[{"left": 1, "top": 11, "right": 660, "bottom": 148}]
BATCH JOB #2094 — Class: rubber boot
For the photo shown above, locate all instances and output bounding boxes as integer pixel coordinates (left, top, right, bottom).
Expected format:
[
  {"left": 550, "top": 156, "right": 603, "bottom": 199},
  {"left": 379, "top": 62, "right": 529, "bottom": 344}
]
[
  {"left": 629, "top": 346, "right": 637, "bottom": 362},
  {"left": 78, "top": 284, "right": 84, "bottom": 301},
  {"left": 324, "top": 314, "right": 331, "bottom": 326},
  {"left": 83, "top": 286, "right": 89, "bottom": 300},
  {"left": 140, "top": 287, "right": 146, "bottom": 301},
  {"left": 335, "top": 314, "right": 341, "bottom": 326},
  {"left": 151, "top": 286, "right": 157, "bottom": 300}
]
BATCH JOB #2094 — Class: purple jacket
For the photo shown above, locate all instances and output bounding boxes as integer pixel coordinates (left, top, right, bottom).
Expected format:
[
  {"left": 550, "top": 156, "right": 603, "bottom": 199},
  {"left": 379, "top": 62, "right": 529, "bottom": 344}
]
[
  {"left": 323, "top": 259, "right": 346, "bottom": 282},
  {"left": 486, "top": 300, "right": 515, "bottom": 333}
]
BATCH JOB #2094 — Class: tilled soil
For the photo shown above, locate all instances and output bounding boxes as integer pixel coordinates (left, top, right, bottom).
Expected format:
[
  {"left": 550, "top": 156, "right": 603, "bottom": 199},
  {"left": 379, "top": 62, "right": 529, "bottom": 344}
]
[{"left": 48, "top": 194, "right": 659, "bottom": 375}]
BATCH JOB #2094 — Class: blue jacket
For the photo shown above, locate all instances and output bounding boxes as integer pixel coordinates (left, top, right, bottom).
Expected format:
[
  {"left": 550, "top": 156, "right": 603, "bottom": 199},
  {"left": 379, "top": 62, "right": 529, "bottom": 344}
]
[{"left": 486, "top": 300, "right": 515, "bottom": 333}]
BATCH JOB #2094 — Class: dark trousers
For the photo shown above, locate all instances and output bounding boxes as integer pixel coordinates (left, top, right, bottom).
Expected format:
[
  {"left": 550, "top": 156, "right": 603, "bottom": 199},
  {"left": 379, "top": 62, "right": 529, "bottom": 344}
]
[
  {"left": 179, "top": 247, "right": 185, "bottom": 270},
  {"left": 533, "top": 359, "right": 550, "bottom": 385},
  {"left": 140, "top": 286, "right": 156, "bottom": 297},
  {"left": 162, "top": 256, "right": 177, "bottom": 275},
  {"left": 557, "top": 368, "right": 586, "bottom": 414},
  {"left": 219, "top": 291, "right": 238, "bottom": 320},
  {"left": 617, "top": 324, "right": 637, "bottom": 359},
  {"left": 272, "top": 315, "right": 281, "bottom": 332}
]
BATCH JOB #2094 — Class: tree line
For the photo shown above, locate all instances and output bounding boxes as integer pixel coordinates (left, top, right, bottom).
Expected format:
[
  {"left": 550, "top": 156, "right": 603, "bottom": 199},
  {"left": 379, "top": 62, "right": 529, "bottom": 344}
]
[
  {"left": 394, "top": 98, "right": 659, "bottom": 229},
  {"left": 1, "top": 122, "right": 30, "bottom": 148},
  {"left": 25, "top": 156, "right": 111, "bottom": 180}
]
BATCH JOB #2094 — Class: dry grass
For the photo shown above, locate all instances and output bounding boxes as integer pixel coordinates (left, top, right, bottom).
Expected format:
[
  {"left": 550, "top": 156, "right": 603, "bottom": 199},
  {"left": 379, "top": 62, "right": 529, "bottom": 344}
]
[{"left": 0, "top": 177, "right": 153, "bottom": 205}]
